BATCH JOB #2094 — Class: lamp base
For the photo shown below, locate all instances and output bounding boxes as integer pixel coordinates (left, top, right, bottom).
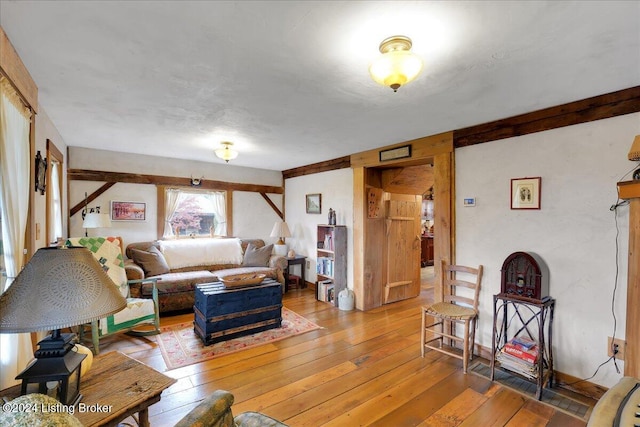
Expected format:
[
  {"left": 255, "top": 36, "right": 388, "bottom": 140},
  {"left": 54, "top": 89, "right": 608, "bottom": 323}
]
[
  {"left": 16, "top": 330, "right": 86, "bottom": 406},
  {"left": 273, "top": 244, "right": 288, "bottom": 256}
]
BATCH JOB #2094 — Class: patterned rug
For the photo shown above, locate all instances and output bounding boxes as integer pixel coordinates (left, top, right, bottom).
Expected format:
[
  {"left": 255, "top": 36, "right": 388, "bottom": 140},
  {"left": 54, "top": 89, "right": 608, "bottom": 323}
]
[{"left": 157, "top": 307, "right": 322, "bottom": 370}]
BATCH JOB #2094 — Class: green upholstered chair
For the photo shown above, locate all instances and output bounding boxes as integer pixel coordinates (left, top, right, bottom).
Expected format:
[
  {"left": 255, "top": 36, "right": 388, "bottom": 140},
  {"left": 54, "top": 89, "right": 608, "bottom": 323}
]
[{"left": 66, "top": 237, "right": 160, "bottom": 354}]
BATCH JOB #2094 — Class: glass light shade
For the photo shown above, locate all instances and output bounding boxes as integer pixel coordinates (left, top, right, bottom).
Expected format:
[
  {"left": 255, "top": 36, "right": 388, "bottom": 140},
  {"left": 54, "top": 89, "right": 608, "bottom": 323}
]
[
  {"left": 215, "top": 142, "right": 239, "bottom": 163},
  {"left": 82, "top": 212, "right": 111, "bottom": 229},
  {"left": 422, "top": 199, "right": 434, "bottom": 220},
  {"left": 369, "top": 50, "right": 423, "bottom": 92}
]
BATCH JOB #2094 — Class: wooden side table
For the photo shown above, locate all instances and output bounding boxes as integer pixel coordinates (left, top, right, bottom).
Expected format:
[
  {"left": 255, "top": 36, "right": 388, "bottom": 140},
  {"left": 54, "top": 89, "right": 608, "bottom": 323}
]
[
  {"left": 490, "top": 294, "right": 555, "bottom": 400},
  {"left": 1, "top": 351, "right": 176, "bottom": 426},
  {"left": 285, "top": 255, "right": 306, "bottom": 291}
]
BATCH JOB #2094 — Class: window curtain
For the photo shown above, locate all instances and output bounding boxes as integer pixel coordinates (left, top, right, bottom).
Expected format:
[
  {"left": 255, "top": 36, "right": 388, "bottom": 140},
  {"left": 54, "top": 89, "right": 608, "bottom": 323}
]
[
  {"left": 162, "top": 188, "right": 181, "bottom": 238},
  {"left": 50, "top": 160, "right": 63, "bottom": 243},
  {"left": 207, "top": 191, "right": 227, "bottom": 236},
  {"left": 0, "top": 76, "right": 33, "bottom": 390}
]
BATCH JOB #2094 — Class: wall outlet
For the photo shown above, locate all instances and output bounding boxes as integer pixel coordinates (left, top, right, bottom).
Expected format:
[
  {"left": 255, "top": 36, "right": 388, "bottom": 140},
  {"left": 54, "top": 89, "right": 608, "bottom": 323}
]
[
  {"left": 607, "top": 337, "right": 626, "bottom": 360},
  {"left": 306, "top": 260, "right": 310, "bottom": 269}
]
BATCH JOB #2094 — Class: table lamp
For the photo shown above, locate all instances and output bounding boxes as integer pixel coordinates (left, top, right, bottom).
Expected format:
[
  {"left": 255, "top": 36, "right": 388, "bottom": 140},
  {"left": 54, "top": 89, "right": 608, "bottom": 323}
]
[
  {"left": 0, "top": 246, "right": 127, "bottom": 406},
  {"left": 82, "top": 212, "right": 111, "bottom": 237},
  {"left": 270, "top": 221, "right": 291, "bottom": 256}
]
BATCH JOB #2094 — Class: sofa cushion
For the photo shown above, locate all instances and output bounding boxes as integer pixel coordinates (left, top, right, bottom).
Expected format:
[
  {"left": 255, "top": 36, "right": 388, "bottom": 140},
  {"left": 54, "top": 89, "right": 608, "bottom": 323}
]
[
  {"left": 159, "top": 238, "right": 243, "bottom": 269},
  {"left": 130, "top": 246, "right": 171, "bottom": 277},
  {"left": 140, "top": 270, "right": 217, "bottom": 297},
  {"left": 242, "top": 243, "right": 274, "bottom": 267}
]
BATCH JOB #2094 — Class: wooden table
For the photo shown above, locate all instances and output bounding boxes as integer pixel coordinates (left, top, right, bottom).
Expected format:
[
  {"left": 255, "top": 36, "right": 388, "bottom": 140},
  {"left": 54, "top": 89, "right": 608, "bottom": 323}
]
[
  {"left": 1, "top": 351, "right": 176, "bottom": 426},
  {"left": 285, "top": 255, "right": 307, "bottom": 290}
]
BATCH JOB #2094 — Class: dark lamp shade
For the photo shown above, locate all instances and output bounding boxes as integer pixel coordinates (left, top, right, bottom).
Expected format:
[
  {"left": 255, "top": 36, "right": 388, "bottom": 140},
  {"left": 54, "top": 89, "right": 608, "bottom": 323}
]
[{"left": 0, "top": 246, "right": 127, "bottom": 333}]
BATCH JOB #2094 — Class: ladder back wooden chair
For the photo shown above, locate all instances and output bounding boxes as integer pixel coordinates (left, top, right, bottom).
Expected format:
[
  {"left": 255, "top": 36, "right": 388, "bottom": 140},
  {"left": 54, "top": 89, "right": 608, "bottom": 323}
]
[{"left": 421, "top": 260, "right": 483, "bottom": 373}]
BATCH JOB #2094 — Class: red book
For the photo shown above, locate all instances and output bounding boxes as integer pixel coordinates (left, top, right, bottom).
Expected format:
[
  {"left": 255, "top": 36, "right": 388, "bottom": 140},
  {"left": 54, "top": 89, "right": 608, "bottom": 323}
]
[{"left": 503, "top": 342, "right": 538, "bottom": 364}]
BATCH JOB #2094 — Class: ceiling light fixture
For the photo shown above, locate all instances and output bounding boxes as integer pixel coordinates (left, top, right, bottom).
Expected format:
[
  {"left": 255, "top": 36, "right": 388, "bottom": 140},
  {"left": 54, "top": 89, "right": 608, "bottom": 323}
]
[
  {"left": 369, "top": 35, "right": 423, "bottom": 92},
  {"left": 214, "top": 141, "right": 238, "bottom": 163}
]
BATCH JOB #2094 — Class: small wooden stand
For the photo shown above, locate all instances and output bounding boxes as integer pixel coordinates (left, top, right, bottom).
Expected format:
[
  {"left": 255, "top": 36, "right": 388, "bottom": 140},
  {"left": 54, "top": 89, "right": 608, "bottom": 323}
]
[{"left": 490, "top": 294, "right": 555, "bottom": 400}]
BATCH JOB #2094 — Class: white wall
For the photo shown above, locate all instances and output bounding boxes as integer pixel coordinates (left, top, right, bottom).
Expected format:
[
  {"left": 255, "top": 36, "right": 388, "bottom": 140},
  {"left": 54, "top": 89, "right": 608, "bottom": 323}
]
[
  {"left": 456, "top": 112, "right": 640, "bottom": 387},
  {"left": 33, "top": 105, "right": 67, "bottom": 249},
  {"left": 68, "top": 147, "right": 283, "bottom": 248},
  {"left": 285, "top": 169, "right": 354, "bottom": 289}
]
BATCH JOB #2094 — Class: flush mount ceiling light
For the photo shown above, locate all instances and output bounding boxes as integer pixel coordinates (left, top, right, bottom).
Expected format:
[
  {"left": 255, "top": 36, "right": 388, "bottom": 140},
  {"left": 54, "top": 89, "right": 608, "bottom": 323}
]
[
  {"left": 369, "top": 35, "right": 423, "bottom": 92},
  {"left": 214, "top": 141, "right": 238, "bottom": 163}
]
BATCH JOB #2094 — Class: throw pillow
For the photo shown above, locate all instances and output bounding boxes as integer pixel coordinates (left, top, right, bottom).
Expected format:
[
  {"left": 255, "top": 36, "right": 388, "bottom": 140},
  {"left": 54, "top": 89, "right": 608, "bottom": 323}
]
[
  {"left": 242, "top": 243, "right": 274, "bottom": 267},
  {"left": 130, "top": 246, "right": 170, "bottom": 277}
]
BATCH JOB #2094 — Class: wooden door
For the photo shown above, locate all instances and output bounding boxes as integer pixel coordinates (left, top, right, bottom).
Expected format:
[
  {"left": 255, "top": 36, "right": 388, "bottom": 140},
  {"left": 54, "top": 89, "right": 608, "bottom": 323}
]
[{"left": 384, "top": 197, "right": 421, "bottom": 303}]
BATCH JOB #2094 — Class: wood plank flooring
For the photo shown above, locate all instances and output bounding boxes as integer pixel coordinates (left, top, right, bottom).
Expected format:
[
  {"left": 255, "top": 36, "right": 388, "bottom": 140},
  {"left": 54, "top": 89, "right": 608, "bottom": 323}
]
[{"left": 100, "top": 274, "right": 594, "bottom": 426}]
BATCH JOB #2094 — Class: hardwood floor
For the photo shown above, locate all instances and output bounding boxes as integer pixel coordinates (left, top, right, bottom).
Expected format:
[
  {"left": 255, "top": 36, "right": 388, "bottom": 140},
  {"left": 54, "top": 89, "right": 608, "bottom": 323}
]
[{"left": 101, "top": 282, "right": 594, "bottom": 426}]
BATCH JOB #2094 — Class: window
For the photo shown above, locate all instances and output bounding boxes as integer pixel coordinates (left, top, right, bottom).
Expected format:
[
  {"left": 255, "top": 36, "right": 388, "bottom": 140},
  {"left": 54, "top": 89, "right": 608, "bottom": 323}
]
[
  {"left": 46, "top": 139, "right": 64, "bottom": 245},
  {"left": 162, "top": 189, "right": 227, "bottom": 238}
]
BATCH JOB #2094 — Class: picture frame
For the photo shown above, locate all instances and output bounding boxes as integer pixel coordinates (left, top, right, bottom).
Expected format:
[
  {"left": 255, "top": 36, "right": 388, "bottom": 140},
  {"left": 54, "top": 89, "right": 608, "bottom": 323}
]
[
  {"left": 511, "top": 177, "right": 541, "bottom": 210},
  {"left": 379, "top": 144, "right": 412, "bottom": 162},
  {"left": 34, "top": 151, "right": 47, "bottom": 195},
  {"left": 306, "top": 193, "right": 322, "bottom": 214},
  {"left": 111, "top": 201, "right": 146, "bottom": 221}
]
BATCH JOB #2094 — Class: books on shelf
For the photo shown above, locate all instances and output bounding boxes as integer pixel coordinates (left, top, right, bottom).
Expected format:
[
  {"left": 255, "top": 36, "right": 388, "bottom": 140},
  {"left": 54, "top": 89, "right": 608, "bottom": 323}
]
[
  {"left": 317, "top": 257, "right": 334, "bottom": 277},
  {"left": 503, "top": 341, "right": 538, "bottom": 364},
  {"left": 317, "top": 279, "right": 334, "bottom": 303},
  {"left": 497, "top": 336, "right": 540, "bottom": 379}
]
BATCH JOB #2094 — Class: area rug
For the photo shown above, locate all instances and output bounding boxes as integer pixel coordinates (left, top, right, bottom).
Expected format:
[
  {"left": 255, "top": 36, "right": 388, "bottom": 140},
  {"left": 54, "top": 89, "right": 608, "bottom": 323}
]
[
  {"left": 156, "top": 307, "right": 322, "bottom": 370},
  {"left": 470, "top": 362, "right": 591, "bottom": 421}
]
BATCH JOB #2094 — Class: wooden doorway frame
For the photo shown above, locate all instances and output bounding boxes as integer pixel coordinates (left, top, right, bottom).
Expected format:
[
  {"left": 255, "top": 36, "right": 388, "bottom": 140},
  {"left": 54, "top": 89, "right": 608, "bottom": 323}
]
[{"left": 351, "top": 132, "right": 454, "bottom": 310}]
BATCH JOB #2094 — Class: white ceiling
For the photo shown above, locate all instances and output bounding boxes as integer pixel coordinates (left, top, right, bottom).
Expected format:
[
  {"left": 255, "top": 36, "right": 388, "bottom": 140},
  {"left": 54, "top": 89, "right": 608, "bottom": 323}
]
[{"left": 1, "top": 1, "right": 639, "bottom": 171}]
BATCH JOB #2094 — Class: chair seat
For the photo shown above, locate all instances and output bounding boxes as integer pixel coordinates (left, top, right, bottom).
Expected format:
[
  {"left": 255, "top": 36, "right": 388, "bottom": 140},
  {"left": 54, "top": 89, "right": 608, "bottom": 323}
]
[{"left": 424, "top": 302, "right": 477, "bottom": 320}]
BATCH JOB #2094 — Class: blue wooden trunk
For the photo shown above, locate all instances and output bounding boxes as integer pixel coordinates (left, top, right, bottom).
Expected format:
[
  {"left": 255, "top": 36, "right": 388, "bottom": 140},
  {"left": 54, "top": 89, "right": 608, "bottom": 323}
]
[{"left": 194, "top": 279, "right": 282, "bottom": 345}]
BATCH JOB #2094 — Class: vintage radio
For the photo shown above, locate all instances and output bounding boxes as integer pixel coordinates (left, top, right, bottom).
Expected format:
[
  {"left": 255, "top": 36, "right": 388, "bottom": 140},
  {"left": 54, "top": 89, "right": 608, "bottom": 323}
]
[{"left": 500, "top": 251, "right": 550, "bottom": 301}]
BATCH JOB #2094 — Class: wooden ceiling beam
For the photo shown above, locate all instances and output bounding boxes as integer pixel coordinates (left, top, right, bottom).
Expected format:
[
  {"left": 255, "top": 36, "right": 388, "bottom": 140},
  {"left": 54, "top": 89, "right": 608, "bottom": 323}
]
[
  {"left": 69, "top": 182, "right": 116, "bottom": 217},
  {"left": 282, "top": 156, "right": 351, "bottom": 180},
  {"left": 68, "top": 169, "right": 284, "bottom": 194},
  {"left": 454, "top": 86, "right": 640, "bottom": 148}
]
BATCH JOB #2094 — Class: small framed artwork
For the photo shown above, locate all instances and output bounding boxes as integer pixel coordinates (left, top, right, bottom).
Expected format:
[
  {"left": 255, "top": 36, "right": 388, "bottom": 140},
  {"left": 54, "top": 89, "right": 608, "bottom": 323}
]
[
  {"left": 511, "top": 177, "right": 541, "bottom": 210},
  {"left": 463, "top": 198, "right": 476, "bottom": 207},
  {"left": 111, "top": 201, "right": 146, "bottom": 221},
  {"left": 306, "top": 193, "right": 322, "bottom": 214}
]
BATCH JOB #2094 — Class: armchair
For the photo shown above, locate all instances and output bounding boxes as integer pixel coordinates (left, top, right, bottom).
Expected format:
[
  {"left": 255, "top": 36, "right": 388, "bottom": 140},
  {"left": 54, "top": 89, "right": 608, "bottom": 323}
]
[{"left": 66, "top": 237, "right": 160, "bottom": 354}]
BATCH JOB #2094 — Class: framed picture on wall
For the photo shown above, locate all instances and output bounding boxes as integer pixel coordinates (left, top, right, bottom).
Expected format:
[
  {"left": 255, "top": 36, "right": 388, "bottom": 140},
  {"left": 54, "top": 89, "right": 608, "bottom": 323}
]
[
  {"left": 306, "top": 193, "right": 321, "bottom": 214},
  {"left": 511, "top": 177, "right": 541, "bottom": 210},
  {"left": 111, "top": 201, "right": 146, "bottom": 221}
]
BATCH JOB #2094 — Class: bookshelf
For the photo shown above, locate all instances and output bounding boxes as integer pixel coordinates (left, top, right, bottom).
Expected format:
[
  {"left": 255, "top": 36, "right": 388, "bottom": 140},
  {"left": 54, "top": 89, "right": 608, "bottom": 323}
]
[{"left": 316, "top": 224, "right": 347, "bottom": 307}]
